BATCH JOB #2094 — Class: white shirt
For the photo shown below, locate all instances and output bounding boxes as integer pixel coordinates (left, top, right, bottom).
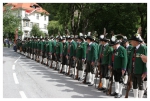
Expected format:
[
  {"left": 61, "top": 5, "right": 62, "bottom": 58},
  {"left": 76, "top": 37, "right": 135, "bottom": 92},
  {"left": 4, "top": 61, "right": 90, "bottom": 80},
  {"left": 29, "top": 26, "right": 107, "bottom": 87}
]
[
  {"left": 136, "top": 44, "right": 140, "bottom": 50},
  {"left": 116, "top": 44, "right": 120, "bottom": 50},
  {"left": 71, "top": 40, "right": 73, "bottom": 43},
  {"left": 89, "top": 42, "right": 92, "bottom": 45},
  {"left": 104, "top": 43, "right": 108, "bottom": 47},
  {"left": 126, "top": 44, "right": 129, "bottom": 48}
]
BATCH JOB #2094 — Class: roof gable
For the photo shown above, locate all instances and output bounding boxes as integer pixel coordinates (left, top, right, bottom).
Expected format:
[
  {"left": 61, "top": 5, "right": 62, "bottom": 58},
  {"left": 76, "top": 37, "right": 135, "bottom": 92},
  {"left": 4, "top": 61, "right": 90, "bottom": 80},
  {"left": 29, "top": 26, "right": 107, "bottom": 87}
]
[{"left": 4, "top": 3, "right": 49, "bottom": 15}]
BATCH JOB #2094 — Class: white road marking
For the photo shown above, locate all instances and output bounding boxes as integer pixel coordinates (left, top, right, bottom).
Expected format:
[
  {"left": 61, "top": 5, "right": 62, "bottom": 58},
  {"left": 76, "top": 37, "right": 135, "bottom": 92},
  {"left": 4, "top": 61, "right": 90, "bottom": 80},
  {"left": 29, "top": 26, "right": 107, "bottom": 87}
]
[
  {"left": 14, "top": 56, "right": 21, "bottom": 63},
  {"left": 13, "top": 73, "right": 19, "bottom": 84},
  {"left": 12, "top": 65, "right": 15, "bottom": 70},
  {"left": 19, "top": 91, "right": 27, "bottom": 98}
]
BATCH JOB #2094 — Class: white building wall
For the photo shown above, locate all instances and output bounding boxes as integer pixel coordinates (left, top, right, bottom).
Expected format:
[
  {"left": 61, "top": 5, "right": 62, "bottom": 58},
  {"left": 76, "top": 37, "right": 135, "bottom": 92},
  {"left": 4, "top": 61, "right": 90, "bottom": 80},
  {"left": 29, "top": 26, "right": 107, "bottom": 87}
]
[{"left": 20, "top": 9, "right": 49, "bottom": 39}]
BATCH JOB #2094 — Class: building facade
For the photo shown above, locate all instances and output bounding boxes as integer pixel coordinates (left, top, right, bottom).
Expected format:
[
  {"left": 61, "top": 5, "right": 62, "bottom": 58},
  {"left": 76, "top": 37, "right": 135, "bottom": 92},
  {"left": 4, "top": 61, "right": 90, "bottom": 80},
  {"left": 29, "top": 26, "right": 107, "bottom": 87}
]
[{"left": 3, "top": 3, "right": 49, "bottom": 40}]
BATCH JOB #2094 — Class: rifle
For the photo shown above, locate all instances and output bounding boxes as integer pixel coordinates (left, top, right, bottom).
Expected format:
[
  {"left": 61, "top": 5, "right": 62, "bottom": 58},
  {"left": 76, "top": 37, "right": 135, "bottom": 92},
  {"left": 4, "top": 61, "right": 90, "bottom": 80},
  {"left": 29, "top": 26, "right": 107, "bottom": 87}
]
[
  {"left": 97, "top": 62, "right": 102, "bottom": 89},
  {"left": 106, "top": 68, "right": 113, "bottom": 95},
  {"left": 97, "top": 70, "right": 102, "bottom": 89},
  {"left": 95, "top": 66, "right": 99, "bottom": 88}
]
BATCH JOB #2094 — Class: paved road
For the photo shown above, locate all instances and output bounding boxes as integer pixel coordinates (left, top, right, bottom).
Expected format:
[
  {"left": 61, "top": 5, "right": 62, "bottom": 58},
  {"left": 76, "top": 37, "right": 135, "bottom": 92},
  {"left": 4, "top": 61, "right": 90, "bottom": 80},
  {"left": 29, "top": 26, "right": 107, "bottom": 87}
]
[{"left": 3, "top": 47, "right": 145, "bottom": 98}]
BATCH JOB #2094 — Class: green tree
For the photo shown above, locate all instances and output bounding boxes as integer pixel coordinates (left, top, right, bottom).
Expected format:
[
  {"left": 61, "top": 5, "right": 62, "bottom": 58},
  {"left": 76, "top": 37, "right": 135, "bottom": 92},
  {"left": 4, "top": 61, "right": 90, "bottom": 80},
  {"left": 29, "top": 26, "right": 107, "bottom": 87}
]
[
  {"left": 3, "top": 6, "right": 21, "bottom": 38},
  {"left": 39, "top": 3, "right": 147, "bottom": 41},
  {"left": 47, "top": 21, "right": 63, "bottom": 36},
  {"left": 30, "top": 24, "right": 44, "bottom": 37}
]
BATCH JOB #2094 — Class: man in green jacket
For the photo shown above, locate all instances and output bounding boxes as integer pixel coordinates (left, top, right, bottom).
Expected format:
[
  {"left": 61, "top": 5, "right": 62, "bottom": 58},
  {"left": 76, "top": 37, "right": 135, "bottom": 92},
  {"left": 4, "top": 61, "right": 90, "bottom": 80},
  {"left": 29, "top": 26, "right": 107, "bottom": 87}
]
[
  {"left": 61, "top": 36, "right": 69, "bottom": 74},
  {"left": 121, "top": 37, "right": 133, "bottom": 87},
  {"left": 129, "top": 33, "right": 147, "bottom": 98},
  {"left": 66, "top": 35, "right": 77, "bottom": 77},
  {"left": 43, "top": 37, "right": 49, "bottom": 65},
  {"left": 85, "top": 33, "right": 97, "bottom": 86},
  {"left": 56, "top": 36, "right": 63, "bottom": 72},
  {"left": 75, "top": 33, "right": 86, "bottom": 81},
  {"left": 39, "top": 37, "right": 44, "bottom": 63},
  {"left": 51, "top": 37, "right": 57, "bottom": 69},
  {"left": 98, "top": 35, "right": 113, "bottom": 91},
  {"left": 109, "top": 35, "right": 127, "bottom": 98},
  {"left": 47, "top": 37, "right": 52, "bottom": 67},
  {"left": 37, "top": 38, "right": 42, "bottom": 62}
]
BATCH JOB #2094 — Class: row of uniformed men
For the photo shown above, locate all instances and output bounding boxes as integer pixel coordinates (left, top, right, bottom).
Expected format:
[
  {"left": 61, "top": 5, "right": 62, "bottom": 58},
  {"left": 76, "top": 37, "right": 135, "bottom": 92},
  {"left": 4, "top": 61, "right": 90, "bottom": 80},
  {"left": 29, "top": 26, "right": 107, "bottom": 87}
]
[{"left": 16, "top": 32, "right": 147, "bottom": 98}]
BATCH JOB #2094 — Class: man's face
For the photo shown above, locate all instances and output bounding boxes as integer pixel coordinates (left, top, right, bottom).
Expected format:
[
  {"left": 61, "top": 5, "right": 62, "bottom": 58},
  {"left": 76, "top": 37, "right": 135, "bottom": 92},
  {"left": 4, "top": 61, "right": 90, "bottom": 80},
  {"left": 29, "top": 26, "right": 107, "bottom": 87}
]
[
  {"left": 130, "top": 40, "right": 137, "bottom": 47},
  {"left": 112, "top": 44, "right": 118, "bottom": 49},
  {"left": 86, "top": 39, "right": 90, "bottom": 44},
  {"left": 62, "top": 39, "right": 66, "bottom": 43},
  {"left": 67, "top": 39, "right": 71, "bottom": 42},
  {"left": 100, "top": 41, "right": 103, "bottom": 45},
  {"left": 77, "top": 39, "right": 82, "bottom": 43}
]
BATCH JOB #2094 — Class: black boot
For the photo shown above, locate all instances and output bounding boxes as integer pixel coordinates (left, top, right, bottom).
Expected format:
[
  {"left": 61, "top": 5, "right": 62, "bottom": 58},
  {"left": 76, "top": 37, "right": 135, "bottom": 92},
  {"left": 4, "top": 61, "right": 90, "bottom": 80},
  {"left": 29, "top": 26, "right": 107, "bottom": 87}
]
[
  {"left": 98, "top": 87, "right": 106, "bottom": 91},
  {"left": 88, "top": 83, "right": 94, "bottom": 86},
  {"left": 110, "top": 92, "right": 118, "bottom": 96},
  {"left": 115, "top": 94, "right": 122, "bottom": 98}
]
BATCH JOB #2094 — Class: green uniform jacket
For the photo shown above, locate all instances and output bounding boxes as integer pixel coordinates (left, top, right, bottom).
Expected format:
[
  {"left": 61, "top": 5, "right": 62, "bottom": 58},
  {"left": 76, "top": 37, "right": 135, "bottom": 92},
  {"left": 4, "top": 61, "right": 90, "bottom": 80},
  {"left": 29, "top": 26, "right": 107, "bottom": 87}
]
[
  {"left": 98, "top": 44, "right": 102, "bottom": 60},
  {"left": 69, "top": 40, "right": 77, "bottom": 57},
  {"left": 37, "top": 41, "right": 40, "bottom": 50},
  {"left": 86, "top": 42, "right": 97, "bottom": 62},
  {"left": 34, "top": 41, "right": 37, "bottom": 49},
  {"left": 126, "top": 45, "right": 133, "bottom": 68},
  {"left": 128, "top": 45, "right": 147, "bottom": 74},
  {"left": 76, "top": 42, "right": 86, "bottom": 59},
  {"left": 85, "top": 42, "right": 88, "bottom": 59},
  {"left": 45, "top": 41, "right": 49, "bottom": 53},
  {"left": 113, "top": 45, "right": 127, "bottom": 70},
  {"left": 56, "top": 41, "right": 63, "bottom": 55},
  {"left": 101, "top": 44, "right": 113, "bottom": 65},
  {"left": 29, "top": 41, "right": 31, "bottom": 48},
  {"left": 32, "top": 41, "right": 34, "bottom": 49},
  {"left": 37, "top": 41, "right": 41, "bottom": 50},
  {"left": 41, "top": 40, "right": 46, "bottom": 51},
  {"left": 51, "top": 40, "right": 56, "bottom": 53},
  {"left": 94, "top": 42, "right": 99, "bottom": 60},
  {"left": 48, "top": 41, "right": 52, "bottom": 53},
  {"left": 63, "top": 42, "right": 69, "bottom": 55}
]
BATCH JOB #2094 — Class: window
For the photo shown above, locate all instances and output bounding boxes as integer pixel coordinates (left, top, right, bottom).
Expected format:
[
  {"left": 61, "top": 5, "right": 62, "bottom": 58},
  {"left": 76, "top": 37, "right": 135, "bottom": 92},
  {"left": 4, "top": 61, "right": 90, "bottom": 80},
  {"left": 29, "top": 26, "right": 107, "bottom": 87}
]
[
  {"left": 30, "top": 22, "right": 33, "bottom": 28},
  {"left": 36, "top": 14, "right": 39, "bottom": 19},
  {"left": 25, "top": 21, "right": 29, "bottom": 27},
  {"left": 36, "top": 23, "right": 39, "bottom": 28},
  {"left": 23, "top": 21, "right": 29, "bottom": 27},
  {"left": 44, "top": 24, "right": 46, "bottom": 29},
  {"left": 44, "top": 15, "right": 46, "bottom": 21}
]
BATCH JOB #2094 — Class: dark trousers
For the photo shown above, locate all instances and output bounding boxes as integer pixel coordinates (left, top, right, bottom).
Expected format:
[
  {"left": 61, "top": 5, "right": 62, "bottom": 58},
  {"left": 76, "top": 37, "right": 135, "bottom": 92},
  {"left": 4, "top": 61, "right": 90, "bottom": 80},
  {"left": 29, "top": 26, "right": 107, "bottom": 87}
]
[
  {"left": 62, "top": 55, "right": 67, "bottom": 65},
  {"left": 52, "top": 53, "right": 55, "bottom": 61},
  {"left": 76, "top": 59, "right": 83, "bottom": 70},
  {"left": 69, "top": 57, "right": 76, "bottom": 68},
  {"left": 132, "top": 74, "right": 144, "bottom": 90},
  {"left": 100, "top": 64, "right": 109, "bottom": 79},
  {"left": 113, "top": 69, "right": 123, "bottom": 83},
  {"left": 86, "top": 61, "right": 95, "bottom": 74},
  {"left": 56, "top": 54, "right": 62, "bottom": 62}
]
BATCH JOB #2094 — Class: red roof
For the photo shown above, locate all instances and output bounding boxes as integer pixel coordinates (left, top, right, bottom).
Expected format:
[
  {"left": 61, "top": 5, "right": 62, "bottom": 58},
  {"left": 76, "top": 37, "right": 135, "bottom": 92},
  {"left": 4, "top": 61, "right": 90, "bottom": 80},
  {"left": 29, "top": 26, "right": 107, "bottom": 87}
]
[{"left": 3, "top": 3, "right": 49, "bottom": 15}]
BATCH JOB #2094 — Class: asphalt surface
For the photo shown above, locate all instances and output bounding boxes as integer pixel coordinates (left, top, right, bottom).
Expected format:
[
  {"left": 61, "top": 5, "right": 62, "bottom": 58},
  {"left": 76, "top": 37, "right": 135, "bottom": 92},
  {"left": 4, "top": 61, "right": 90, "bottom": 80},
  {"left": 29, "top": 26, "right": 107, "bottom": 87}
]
[{"left": 3, "top": 47, "right": 146, "bottom": 98}]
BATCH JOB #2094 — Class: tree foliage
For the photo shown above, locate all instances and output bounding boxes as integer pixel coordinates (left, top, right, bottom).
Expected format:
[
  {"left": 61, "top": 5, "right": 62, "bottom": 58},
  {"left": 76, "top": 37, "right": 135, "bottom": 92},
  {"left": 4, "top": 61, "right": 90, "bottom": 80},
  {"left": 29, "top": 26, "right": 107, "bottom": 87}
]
[
  {"left": 30, "top": 24, "right": 45, "bottom": 37},
  {"left": 47, "top": 21, "right": 63, "bottom": 36},
  {"left": 3, "top": 6, "right": 21, "bottom": 37}
]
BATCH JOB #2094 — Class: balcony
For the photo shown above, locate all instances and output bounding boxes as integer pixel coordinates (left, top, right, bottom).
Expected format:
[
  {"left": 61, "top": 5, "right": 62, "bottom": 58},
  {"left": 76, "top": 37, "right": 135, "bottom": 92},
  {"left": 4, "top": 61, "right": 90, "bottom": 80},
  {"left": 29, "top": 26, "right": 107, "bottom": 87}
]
[{"left": 22, "top": 26, "right": 31, "bottom": 31}]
